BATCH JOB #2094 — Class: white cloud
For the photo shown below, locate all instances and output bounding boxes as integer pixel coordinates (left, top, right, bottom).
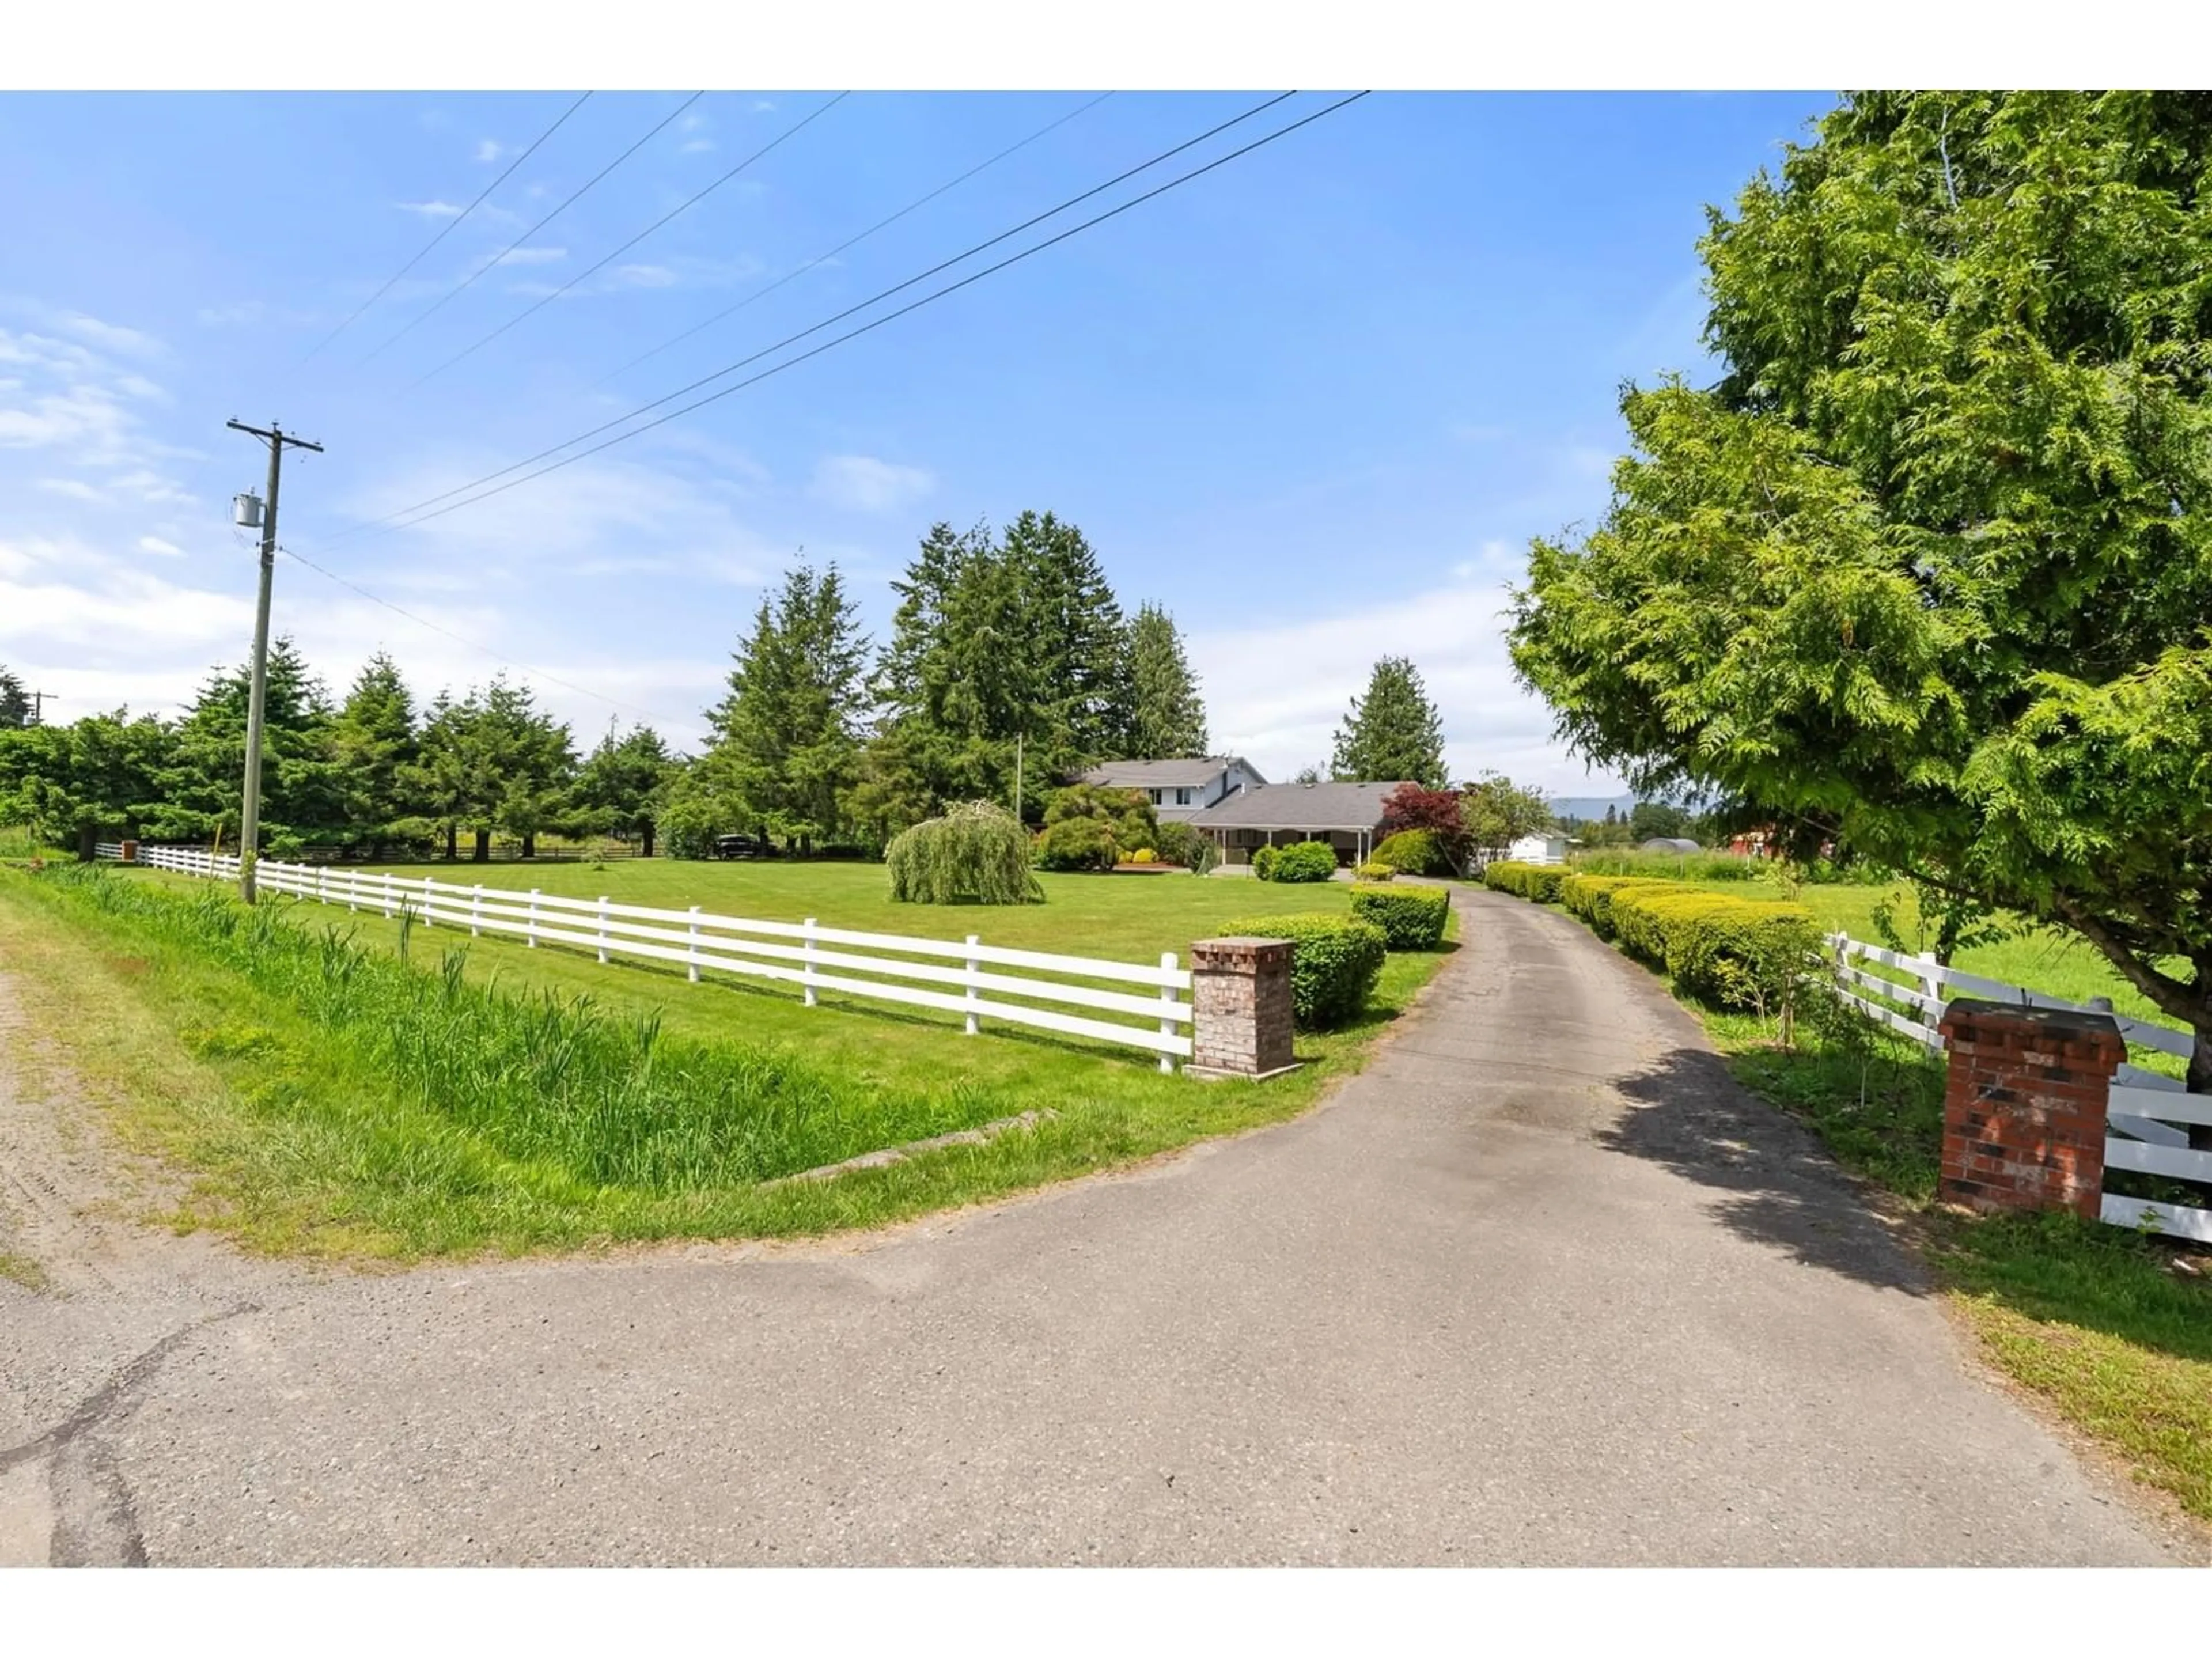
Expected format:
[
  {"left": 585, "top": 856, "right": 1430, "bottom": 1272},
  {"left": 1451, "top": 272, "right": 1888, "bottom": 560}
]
[
  {"left": 612, "top": 263, "right": 678, "bottom": 289},
  {"left": 37, "top": 478, "right": 101, "bottom": 502},
  {"left": 495, "top": 245, "right": 567, "bottom": 266},
  {"left": 138, "top": 535, "right": 185, "bottom": 558},
  {"left": 474, "top": 138, "right": 507, "bottom": 164},
  {"left": 399, "top": 199, "right": 465, "bottom": 219},
  {"left": 809, "top": 454, "right": 935, "bottom": 515},
  {"left": 751, "top": 100, "right": 776, "bottom": 113},
  {"left": 1187, "top": 579, "right": 1624, "bottom": 796},
  {"left": 55, "top": 312, "right": 161, "bottom": 357},
  {"left": 680, "top": 139, "right": 717, "bottom": 154}
]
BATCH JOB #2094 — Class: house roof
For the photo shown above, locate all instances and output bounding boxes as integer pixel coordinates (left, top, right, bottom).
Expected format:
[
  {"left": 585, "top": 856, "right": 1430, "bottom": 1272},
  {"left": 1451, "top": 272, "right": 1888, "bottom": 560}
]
[
  {"left": 1081, "top": 756, "right": 1260, "bottom": 789},
  {"left": 1187, "top": 781, "right": 1407, "bottom": 832}
]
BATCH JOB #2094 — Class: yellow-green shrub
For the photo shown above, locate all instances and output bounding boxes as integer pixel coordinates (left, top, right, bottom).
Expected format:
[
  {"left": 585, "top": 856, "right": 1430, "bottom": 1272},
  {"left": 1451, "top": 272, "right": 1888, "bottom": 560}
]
[
  {"left": 1349, "top": 882, "right": 1449, "bottom": 949},
  {"left": 1608, "top": 886, "right": 1819, "bottom": 1007},
  {"left": 1482, "top": 861, "right": 1566, "bottom": 902},
  {"left": 1560, "top": 873, "right": 1675, "bottom": 938}
]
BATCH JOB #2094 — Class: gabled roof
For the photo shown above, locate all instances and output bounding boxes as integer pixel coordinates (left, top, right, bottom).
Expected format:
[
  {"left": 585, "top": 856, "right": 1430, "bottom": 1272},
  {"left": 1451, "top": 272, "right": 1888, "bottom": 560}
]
[
  {"left": 1187, "top": 781, "right": 1407, "bottom": 832},
  {"left": 1081, "top": 756, "right": 1261, "bottom": 789}
]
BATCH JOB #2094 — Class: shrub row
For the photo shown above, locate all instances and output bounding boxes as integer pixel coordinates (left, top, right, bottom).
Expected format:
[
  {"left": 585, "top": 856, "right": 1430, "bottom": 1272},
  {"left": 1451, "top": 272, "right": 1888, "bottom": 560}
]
[
  {"left": 1482, "top": 861, "right": 1567, "bottom": 903},
  {"left": 1348, "top": 882, "right": 1449, "bottom": 950},
  {"left": 1494, "top": 867, "right": 1820, "bottom": 1010},
  {"left": 1217, "top": 911, "right": 1386, "bottom": 1028},
  {"left": 1251, "top": 840, "right": 1337, "bottom": 883}
]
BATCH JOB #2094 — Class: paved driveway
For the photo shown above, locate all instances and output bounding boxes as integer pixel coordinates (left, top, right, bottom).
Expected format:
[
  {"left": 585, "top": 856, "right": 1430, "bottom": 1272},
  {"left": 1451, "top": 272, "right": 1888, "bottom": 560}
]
[{"left": 0, "top": 887, "right": 2188, "bottom": 1564}]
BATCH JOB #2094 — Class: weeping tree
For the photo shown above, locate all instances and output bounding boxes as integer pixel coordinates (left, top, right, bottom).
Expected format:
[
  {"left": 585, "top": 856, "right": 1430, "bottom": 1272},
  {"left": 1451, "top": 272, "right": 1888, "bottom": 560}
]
[
  {"left": 1508, "top": 92, "right": 2212, "bottom": 1096},
  {"left": 885, "top": 800, "right": 1043, "bottom": 905}
]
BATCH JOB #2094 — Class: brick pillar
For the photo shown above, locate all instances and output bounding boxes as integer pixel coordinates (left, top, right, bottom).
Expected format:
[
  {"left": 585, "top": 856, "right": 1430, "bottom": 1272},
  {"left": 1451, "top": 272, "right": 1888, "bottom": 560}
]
[
  {"left": 118, "top": 839, "right": 138, "bottom": 863},
  {"left": 1187, "top": 937, "right": 1299, "bottom": 1081},
  {"left": 1936, "top": 999, "right": 2126, "bottom": 1219}
]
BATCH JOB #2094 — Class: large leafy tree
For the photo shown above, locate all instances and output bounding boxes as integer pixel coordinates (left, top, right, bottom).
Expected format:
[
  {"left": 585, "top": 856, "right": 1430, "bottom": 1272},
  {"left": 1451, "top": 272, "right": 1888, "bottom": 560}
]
[
  {"left": 1330, "top": 657, "right": 1446, "bottom": 788},
  {"left": 1123, "top": 602, "right": 1209, "bottom": 759},
  {"left": 1508, "top": 92, "right": 2212, "bottom": 1090},
  {"left": 1459, "top": 771, "right": 1555, "bottom": 853},
  {"left": 0, "top": 711, "right": 171, "bottom": 858}
]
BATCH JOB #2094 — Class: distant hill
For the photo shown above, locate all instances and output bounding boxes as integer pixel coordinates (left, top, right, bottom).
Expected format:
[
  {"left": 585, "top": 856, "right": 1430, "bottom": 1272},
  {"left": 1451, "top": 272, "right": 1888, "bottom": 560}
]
[{"left": 1548, "top": 793, "right": 1637, "bottom": 822}]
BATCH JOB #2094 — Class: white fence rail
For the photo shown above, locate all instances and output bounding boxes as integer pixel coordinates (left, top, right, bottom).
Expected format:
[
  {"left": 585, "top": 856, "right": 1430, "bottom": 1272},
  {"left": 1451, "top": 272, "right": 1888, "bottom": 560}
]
[
  {"left": 1828, "top": 932, "right": 2210, "bottom": 1243},
  {"left": 124, "top": 846, "right": 1194, "bottom": 1070}
]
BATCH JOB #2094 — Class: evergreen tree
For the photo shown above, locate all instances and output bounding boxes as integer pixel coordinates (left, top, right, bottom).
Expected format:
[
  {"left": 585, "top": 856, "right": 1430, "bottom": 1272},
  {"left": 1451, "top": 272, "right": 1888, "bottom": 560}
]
[
  {"left": 330, "top": 652, "right": 418, "bottom": 855},
  {"left": 154, "top": 637, "right": 342, "bottom": 851},
  {"left": 1004, "top": 509, "right": 1129, "bottom": 768},
  {"left": 1329, "top": 657, "right": 1447, "bottom": 787},
  {"left": 0, "top": 710, "right": 171, "bottom": 858},
  {"left": 405, "top": 688, "right": 491, "bottom": 861},
  {"left": 1123, "top": 603, "right": 1208, "bottom": 758},
  {"left": 573, "top": 722, "right": 676, "bottom": 855},
  {"left": 705, "top": 563, "right": 872, "bottom": 848},
  {"left": 0, "top": 666, "right": 29, "bottom": 730}
]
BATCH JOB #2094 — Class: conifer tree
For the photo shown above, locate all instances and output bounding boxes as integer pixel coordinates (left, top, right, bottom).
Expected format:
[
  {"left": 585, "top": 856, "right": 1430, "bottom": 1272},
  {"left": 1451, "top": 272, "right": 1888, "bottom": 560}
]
[
  {"left": 1330, "top": 657, "right": 1447, "bottom": 787},
  {"left": 1123, "top": 603, "right": 1208, "bottom": 758}
]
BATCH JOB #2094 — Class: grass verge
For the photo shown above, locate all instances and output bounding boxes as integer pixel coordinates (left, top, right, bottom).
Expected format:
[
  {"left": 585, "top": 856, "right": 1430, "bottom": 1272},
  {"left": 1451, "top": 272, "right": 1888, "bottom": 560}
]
[
  {"left": 0, "top": 862, "right": 1452, "bottom": 1261},
  {"left": 1509, "top": 884, "right": 2212, "bottom": 1528}
]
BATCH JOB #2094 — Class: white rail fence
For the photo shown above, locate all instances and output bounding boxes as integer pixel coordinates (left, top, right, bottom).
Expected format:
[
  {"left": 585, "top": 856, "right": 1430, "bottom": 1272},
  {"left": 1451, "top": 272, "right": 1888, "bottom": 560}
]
[
  {"left": 126, "top": 846, "right": 1194, "bottom": 1070},
  {"left": 1830, "top": 933, "right": 2211, "bottom": 1244}
]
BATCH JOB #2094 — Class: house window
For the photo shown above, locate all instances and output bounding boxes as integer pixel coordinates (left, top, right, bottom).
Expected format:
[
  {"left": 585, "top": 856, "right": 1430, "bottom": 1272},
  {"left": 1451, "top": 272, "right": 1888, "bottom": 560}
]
[{"left": 1175, "top": 787, "right": 1191, "bottom": 805}]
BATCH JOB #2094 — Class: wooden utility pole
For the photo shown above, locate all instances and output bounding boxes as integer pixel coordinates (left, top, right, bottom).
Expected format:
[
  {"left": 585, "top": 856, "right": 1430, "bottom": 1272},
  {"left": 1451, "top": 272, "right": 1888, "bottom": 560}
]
[
  {"left": 225, "top": 419, "right": 323, "bottom": 904},
  {"left": 26, "top": 690, "right": 56, "bottom": 726}
]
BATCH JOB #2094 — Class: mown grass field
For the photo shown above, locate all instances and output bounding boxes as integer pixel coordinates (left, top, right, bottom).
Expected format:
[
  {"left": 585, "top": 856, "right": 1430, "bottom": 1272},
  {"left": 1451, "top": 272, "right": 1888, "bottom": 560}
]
[
  {"left": 1500, "top": 867, "right": 2212, "bottom": 1528},
  {"left": 0, "top": 859, "right": 1451, "bottom": 1260}
]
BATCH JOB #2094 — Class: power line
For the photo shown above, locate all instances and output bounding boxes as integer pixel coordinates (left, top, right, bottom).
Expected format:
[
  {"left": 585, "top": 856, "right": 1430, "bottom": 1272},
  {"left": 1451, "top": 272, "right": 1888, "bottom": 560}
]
[
  {"left": 407, "top": 92, "right": 851, "bottom": 391},
  {"left": 596, "top": 91, "right": 1113, "bottom": 389},
  {"left": 379, "top": 93, "right": 1369, "bottom": 537},
  {"left": 331, "top": 92, "right": 1297, "bottom": 540},
  {"left": 300, "top": 92, "right": 593, "bottom": 364},
  {"left": 356, "top": 91, "right": 704, "bottom": 369},
  {"left": 276, "top": 543, "right": 695, "bottom": 729}
]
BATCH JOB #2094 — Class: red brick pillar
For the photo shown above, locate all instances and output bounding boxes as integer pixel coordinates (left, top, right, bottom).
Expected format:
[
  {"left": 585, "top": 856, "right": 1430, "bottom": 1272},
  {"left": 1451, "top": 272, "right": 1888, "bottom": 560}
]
[
  {"left": 1188, "top": 937, "right": 1299, "bottom": 1081},
  {"left": 118, "top": 839, "right": 138, "bottom": 863},
  {"left": 1936, "top": 999, "right": 2126, "bottom": 1219}
]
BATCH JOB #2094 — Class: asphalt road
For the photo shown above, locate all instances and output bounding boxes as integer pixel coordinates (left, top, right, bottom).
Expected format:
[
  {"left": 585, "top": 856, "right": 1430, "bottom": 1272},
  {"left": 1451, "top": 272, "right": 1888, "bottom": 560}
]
[{"left": 0, "top": 886, "right": 2189, "bottom": 1565}]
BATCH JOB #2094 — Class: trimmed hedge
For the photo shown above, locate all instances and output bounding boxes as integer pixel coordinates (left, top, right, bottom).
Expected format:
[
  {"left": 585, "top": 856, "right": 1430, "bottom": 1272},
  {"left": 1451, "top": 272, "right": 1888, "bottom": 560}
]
[
  {"left": 1373, "top": 828, "right": 1448, "bottom": 877},
  {"left": 1559, "top": 873, "right": 1676, "bottom": 939},
  {"left": 1215, "top": 911, "right": 1387, "bottom": 1029},
  {"left": 1482, "top": 861, "right": 1567, "bottom": 902},
  {"left": 1264, "top": 840, "right": 1339, "bottom": 883},
  {"left": 1354, "top": 859, "right": 1397, "bottom": 881},
  {"left": 1349, "top": 882, "right": 1449, "bottom": 950},
  {"left": 1251, "top": 844, "right": 1279, "bottom": 880}
]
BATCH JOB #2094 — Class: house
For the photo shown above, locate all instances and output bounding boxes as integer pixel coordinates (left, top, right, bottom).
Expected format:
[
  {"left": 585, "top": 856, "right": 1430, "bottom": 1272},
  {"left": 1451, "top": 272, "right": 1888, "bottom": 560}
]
[
  {"left": 1507, "top": 832, "right": 1570, "bottom": 866},
  {"left": 1080, "top": 756, "right": 1267, "bottom": 823},
  {"left": 1187, "top": 780, "right": 1408, "bottom": 869}
]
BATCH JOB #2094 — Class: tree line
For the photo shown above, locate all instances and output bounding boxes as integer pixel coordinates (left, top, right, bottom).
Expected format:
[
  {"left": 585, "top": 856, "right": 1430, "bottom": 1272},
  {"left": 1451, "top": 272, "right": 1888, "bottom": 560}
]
[
  {"left": 0, "top": 641, "right": 675, "bottom": 862},
  {"left": 0, "top": 509, "right": 1216, "bottom": 862}
]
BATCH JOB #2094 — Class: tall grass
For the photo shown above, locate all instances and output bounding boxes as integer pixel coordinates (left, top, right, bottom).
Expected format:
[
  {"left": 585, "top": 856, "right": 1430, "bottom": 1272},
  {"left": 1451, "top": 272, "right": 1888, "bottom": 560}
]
[
  {"left": 1567, "top": 848, "right": 1766, "bottom": 881},
  {"left": 35, "top": 865, "right": 1006, "bottom": 1190}
]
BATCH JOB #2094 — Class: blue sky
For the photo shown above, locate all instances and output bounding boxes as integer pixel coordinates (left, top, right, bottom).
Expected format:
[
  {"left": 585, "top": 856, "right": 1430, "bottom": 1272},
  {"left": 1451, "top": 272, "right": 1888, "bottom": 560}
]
[{"left": 0, "top": 90, "right": 1835, "bottom": 790}]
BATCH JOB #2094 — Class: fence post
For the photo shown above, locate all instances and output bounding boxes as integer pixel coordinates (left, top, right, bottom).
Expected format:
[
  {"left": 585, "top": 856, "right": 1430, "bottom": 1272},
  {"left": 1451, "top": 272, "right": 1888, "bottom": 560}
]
[
  {"left": 804, "top": 917, "right": 819, "bottom": 1008},
  {"left": 597, "top": 895, "right": 610, "bottom": 964},
  {"left": 422, "top": 874, "right": 435, "bottom": 927},
  {"left": 471, "top": 884, "right": 483, "bottom": 938},
  {"left": 381, "top": 872, "right": 395, "bottom": 921},
  {"left": 346, "top": 867, "right": 358, "bottom": 913},
  {"left": 964, "top": 934, "right": 981, "bottom": 1036},
  {"left": 528, "top": 888, "right": 540, "bottom": 949},
  {"left": 1158, "top": 951, "right": 1179, "bottom": 1075},
  {"left": 687, "top": 904, "right": 700, "bottom": 982}
]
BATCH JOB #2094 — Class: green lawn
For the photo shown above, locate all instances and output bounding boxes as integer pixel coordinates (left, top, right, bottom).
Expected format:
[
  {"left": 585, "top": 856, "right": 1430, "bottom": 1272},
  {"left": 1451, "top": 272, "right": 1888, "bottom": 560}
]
[{"left": 0, "top": 859, "right": 1451, "bottom": 1260}]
